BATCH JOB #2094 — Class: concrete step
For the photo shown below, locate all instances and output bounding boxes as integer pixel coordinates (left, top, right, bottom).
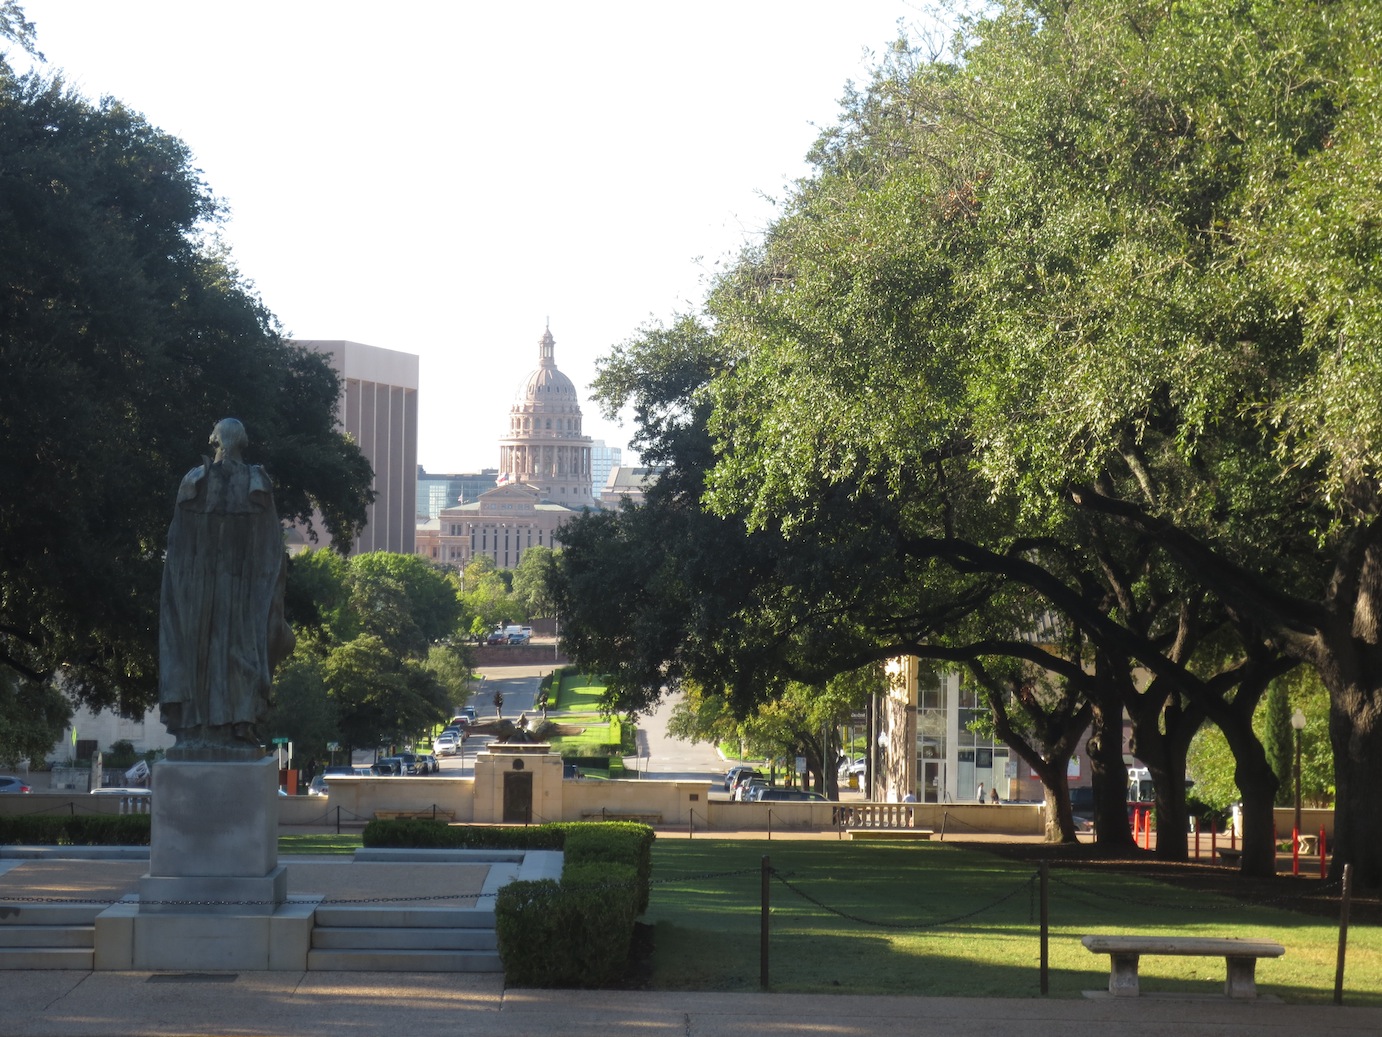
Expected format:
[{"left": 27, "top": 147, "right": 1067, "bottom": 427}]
[
  {"left": 307, "top": 947, "right": 502, "bottom": 972},
  {"left": 0, "top": 904, "right": 105, "bottom": 926},
  {"left": 0, "top": 946, "right": 95, "bottom": 970},
  {"left": 0, "top": 925, "right": 95, "bottom": 949},
  {"left": 314, "top": 906, "right": 495, "bottom": 929},
  {"left": 312, "top": 926, "right": 496, "bottom": 951}
]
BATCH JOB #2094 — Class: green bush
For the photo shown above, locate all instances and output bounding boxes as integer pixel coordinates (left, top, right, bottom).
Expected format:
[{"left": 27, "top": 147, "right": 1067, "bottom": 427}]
[
  {"left": 0, "top": 814, "right": 151, "bottom": 845},
  {"left": 361, "top": 819, "right": 564, "bottom": 850},
  {"left": 563, "top": 822, "right": 653, "bottom": 913},
  {"left": 364, "top": 818, "right": 655, "bottom": 986},
  {"left": 496, "top": 862, "right": 640, "bottom": 987}
]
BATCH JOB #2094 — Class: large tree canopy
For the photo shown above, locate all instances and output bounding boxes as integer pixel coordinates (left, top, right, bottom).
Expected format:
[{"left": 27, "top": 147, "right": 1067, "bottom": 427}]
[
  {"left": 0, "top": 50, "right": 373, "bottom": 728},
  {"left": 691, "top": 0, "right": 1382, "bottom": 883}
]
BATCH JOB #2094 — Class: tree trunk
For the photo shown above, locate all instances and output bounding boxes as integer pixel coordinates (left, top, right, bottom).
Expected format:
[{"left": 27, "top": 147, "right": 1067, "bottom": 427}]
[
  {"left": 1317, "top": 546, "right": 1382, "bottom": 890},
  {"left": 1316, "top": 656, "right": 1382, "bottom": 889},
  {"left": 1231, "top": 752, "right": 1280, "bottom": 877},
  {"left": 1086, "top": 690, "right": 1134, "bottom": 849},
  {"left": 1041, "top": 772, "right": 1076, "bottom": 843},
  {"left": 1125, "top": 678, "right": 1202, "bottom": 860}
]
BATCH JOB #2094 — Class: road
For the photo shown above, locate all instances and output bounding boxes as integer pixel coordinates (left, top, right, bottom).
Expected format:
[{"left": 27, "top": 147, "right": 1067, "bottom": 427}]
[{"left": 424, "top": 663, "right": 729, "bottom": 786}]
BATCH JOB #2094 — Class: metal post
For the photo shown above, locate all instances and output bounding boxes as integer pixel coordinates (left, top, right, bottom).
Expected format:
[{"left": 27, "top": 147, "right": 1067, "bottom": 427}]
[
  {"left": 1039, "top": 862, "right": 1049, "bottom": 995},
  {"left": 760, "top": 855, "right": 771, "bottom": 990},
  {"left": 1335, "top": 863, "right": 1353, "bottom": 1005}
]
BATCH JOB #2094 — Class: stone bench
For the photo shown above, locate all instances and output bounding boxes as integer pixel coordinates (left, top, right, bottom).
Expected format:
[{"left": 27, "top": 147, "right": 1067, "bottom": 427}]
[
  {"left": 846, "top": 829, "right": 934, "bottom": 841},
  {"left": 373, "top": 809, "right": 456, "bottom": 822},
  {"left": 1081, "top": 934, "right": 1285, "bottom": 998}
]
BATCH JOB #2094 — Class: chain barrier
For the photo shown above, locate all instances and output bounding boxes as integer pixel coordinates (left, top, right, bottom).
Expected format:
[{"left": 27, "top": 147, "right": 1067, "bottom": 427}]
[{"left": 769, "top": 866, "right": 1039, "bottom": 931}]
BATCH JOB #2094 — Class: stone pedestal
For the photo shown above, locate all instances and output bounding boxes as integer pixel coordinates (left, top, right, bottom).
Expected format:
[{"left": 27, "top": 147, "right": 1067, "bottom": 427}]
[
  {"left": 95, "top": 755, "right": 317, "bottom": 970},
  {"left": 139, "top": 756, "right": 284, "bottom": 915}
]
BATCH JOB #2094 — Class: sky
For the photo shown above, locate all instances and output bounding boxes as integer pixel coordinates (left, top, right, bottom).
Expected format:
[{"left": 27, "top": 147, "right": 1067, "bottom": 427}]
[{"left": 13, "top": 1, "right": 941, "bottom": 473}]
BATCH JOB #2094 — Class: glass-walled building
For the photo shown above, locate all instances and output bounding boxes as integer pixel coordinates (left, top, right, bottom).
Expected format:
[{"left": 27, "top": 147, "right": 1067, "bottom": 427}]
[{"left": 882, "top": 658, "right": 1010, "bottom": 804}]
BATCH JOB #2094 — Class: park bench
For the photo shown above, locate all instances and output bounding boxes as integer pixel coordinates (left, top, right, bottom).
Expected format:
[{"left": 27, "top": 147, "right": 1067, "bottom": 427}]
[
  {"left": 1081, "top": 934, "right": 1285, "bottom": 998},
  {"left": 846, "top": 829, "right": 934, "bottom": 841}
]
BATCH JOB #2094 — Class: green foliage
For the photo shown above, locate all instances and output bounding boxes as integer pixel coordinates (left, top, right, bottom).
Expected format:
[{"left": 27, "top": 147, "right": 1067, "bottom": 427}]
[
  {"left": 496, "top": 864, "right": 640, "bottom": 987},
  {"left": 0, "top": 51, "right": 372, "bottom": 728},
  {"left": 1187, "top": 668, "right": 1333, "bottom": 810},
  {"left": 460, "top": 556, "right": 513, "bottom": 635},
  {"left": 278, "top": 550, "right": 465, "bottom": 754},
  {"left": 1264, "top": 681, "right": 1293, "bottom": 808},
  {"left": 0, "top": 673, "right": 70, "bottom": 767},
  {"left": 0, "top": 813, "right": 150, "bottom": 846},
  {"left": 510, "top": 545, "right": 557, "bottom": 619},
  {"left": 564, "top": 822, "right": 654, "bottom": 914},
  {"left": 361, "top": 818, "right": 565, "bottom": 850}
]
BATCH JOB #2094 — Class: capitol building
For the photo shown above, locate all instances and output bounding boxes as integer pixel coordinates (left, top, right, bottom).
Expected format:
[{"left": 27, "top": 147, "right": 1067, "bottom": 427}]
[{"left": 416, "top": 326, "right": 600, "bottom": 570}]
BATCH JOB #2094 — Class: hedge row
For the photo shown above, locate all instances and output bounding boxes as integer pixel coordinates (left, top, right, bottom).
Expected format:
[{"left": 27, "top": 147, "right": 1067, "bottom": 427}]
[
  {"left": 0, "top": 814, "right": 152, "bottom": 846},
  {"left": 361, "top": 819, "right": 566, "bottom": 849},
  {"left": 364, "top": 818, "right": 655, "bottom": 986}
]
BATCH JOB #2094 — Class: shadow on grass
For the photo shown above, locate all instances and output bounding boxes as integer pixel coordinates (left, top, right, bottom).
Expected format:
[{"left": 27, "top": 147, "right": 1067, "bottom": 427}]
[{"left": 643, "top": 838, "right": 1382, "bottom": 1004}]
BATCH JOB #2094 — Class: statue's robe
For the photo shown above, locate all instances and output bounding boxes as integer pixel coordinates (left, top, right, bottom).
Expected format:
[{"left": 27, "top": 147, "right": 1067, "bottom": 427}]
[{"left": 158, "top": 457, "right": 293, "bottom": 747}]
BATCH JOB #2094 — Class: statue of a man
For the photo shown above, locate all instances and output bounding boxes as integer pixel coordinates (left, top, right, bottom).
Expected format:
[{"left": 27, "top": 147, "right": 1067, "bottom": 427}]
[{"left": 158, "top": 418, "right": 294, "bottom": 758}]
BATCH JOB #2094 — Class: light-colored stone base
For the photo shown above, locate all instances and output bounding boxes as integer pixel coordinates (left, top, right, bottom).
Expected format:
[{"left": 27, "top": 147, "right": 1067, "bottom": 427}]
[{"left": 95, "top": 896, "right": 320, "bottom": 970}]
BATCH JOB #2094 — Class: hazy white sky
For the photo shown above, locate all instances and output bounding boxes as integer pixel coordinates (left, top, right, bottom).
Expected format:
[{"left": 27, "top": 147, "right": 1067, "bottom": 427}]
[{"left": 15, "top": 1, "right": 937, "bottom": 472}]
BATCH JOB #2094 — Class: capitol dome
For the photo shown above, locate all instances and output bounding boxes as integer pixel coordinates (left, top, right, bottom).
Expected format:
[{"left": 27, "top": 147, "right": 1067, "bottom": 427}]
[{"left": 496, "top": 326, "right": 593, "bottom": 503}]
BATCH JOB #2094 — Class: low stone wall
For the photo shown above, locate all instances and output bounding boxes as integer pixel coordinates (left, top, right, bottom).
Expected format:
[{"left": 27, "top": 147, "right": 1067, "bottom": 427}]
[
  {"left": 472, "top": 643, "right": 567, "bottom": 667},
  {"left": 320, "top": 776, "right": 475, "bottom": 825},
  {"left": 559, "top": 778, "right": 712, "bottom": 826},
  {"left": 701, "top": 800, "right": 1046, "bottom": 835}
]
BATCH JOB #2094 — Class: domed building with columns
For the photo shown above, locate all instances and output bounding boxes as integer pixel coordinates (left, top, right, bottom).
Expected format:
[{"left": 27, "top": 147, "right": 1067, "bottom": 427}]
[
  {"left": 418, "top": 326, "right": 595, "bottom": 571},
  {"left": 497, "top": 326, "right": 594, "bottom": 504}
]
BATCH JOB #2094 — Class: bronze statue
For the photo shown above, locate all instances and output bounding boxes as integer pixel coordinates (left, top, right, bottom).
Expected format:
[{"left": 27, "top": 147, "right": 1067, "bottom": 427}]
[{"left": 158, "top": 419, "right": 294, "bottom": 758}]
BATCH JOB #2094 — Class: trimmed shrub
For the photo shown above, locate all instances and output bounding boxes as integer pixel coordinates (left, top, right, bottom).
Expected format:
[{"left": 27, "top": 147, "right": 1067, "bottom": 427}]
[
  {"left": 496, "top": 862, "right": 640, "bottom": 987},
  {"left": 362, "top": 819, "right": 564, "bottom": 850},
  {"left": 562, "top": 822, "right": 653, "bottom": 913},
  {"left": 366, "top": 818, "right": 656, "bottom": 986},
  {"left": 0, "top": 814, "right": 151, "bottom": 846}
]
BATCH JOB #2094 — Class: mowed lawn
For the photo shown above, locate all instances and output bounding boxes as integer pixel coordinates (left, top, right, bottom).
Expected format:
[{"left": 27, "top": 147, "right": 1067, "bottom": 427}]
[{"left": 643, "top": 838, "right": 1382, "bottom": 1004}]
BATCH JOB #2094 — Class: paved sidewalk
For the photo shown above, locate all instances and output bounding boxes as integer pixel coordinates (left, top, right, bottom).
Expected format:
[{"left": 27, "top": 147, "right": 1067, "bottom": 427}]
[{"left": 3, "top": 972, "right": 1381, "bottom": 1036}]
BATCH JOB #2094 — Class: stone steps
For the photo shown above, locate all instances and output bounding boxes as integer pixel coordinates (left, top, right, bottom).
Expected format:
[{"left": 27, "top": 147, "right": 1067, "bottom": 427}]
[
  {"left": 307, "top": 905, "right": 501, "bottom": 973},
  {"left": 0, "top": 905, "right": 99, "bottom": 969}
]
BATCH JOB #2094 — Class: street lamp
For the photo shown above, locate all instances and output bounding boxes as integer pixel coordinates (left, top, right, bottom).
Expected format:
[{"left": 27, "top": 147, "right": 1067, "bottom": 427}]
[{"left": 1291, "top": 708, "right": 1306, "bottom": 847}]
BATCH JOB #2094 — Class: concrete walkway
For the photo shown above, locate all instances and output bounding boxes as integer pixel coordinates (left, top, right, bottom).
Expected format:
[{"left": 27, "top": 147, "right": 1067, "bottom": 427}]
[{"left": 3, "top": 971, "right": 1381, "bottom": 1036}]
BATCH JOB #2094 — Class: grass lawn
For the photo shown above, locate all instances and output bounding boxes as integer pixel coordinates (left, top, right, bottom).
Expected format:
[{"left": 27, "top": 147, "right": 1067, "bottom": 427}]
[
  {"left": 644, "top": 838, "right": 1382, "bottom": 1004},
  {"left": 278, "top": 833, "right": 362, "bottom": 855},
  {"left": 553, "top": 674, "right": 608, "bottom": 714}
]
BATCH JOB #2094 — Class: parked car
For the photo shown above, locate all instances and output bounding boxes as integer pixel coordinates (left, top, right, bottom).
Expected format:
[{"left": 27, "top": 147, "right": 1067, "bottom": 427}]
[
  {"left": 735, "top": 776, "right": 769, "bottom": 801},
  {"left": 312, "top": 766, "right": 372, "bottom": 794},
  {"left": 723, "top": 765, "right": 759, "bottom": 791},
  {"left": 435, "top": 733, "right": 460, "bottom": 756},
  {"left": 0, "top": 775, "right": 32, "bottom": 794},
  {"left": 757, "top": 788, "right": 827, "bottom": 802},
  {"left": 374, "top": 757, "right": 404, "bottom": 776},
  {"left": 838, "top": 757, "right": 866, "bottom": 779},
  {"left": 394, "top": 753, "right": 423, "bottom": 775},
  {"left": 416, "top": 753, "right": 438, "bottom": 774},
  {"left": 485, "top": 630, "right": 507, "bottom": 645}
]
